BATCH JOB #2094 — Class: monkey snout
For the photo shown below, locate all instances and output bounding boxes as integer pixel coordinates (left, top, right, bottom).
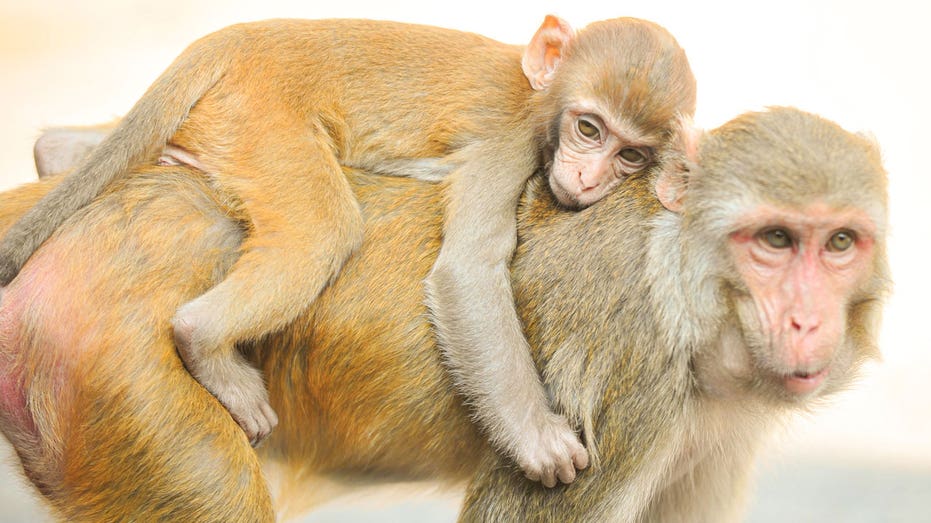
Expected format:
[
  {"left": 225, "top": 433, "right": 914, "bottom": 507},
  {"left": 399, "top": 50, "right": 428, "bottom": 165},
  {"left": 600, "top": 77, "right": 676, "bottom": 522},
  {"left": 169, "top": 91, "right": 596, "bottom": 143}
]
[
  {"left": 578, "top": 170, "right": 600, "bottom": 190},
  {"left": 774, "top": 322, "right": 836, "bottom": 396},
  {"left": 782, "top": 310, "right": 836, "bottom": 366}
]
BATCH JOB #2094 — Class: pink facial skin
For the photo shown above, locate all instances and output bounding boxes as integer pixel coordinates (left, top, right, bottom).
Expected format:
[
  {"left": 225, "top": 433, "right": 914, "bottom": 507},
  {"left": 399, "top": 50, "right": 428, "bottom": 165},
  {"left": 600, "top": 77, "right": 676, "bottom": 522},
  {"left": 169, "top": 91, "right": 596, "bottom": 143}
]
[
  {"left": 549, "top": 107, "right": 655, "bottom": 209},
  {"left": 728, "top": 203, "right": 877, "bottom": 396}
]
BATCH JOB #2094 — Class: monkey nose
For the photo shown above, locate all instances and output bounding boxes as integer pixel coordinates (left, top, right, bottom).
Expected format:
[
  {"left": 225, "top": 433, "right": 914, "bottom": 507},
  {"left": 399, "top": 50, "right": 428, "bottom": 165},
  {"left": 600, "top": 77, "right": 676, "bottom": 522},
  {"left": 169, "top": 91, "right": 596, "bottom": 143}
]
[
  {"left": 577, "top": 171, "right": 599, "bottom": 190},
  {"left": 792, "top": 318, "right": 820, "bottom": 338},
  {"left": 790, "top": 316, "right": 820, "bottom": 337}
]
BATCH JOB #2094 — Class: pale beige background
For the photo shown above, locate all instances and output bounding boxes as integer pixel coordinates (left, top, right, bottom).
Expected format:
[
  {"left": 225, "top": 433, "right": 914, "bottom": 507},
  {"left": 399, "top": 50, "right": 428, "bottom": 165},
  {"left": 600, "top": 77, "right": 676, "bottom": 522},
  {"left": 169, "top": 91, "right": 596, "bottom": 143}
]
[{"left": 1, "top": 1, "right": 929, "bottom": 521}]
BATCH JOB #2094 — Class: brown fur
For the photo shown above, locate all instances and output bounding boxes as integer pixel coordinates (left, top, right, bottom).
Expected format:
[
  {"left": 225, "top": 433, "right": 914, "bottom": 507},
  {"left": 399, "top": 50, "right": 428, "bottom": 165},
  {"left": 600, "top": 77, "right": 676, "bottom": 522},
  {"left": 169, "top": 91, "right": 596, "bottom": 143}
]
[
  {"left": 0, "top": 173, "right": 272, "bottom": 521},
  {"left": 0, "top": 107, "right": 885, "bottom": 521},
  {"left": 3, "top": 16, "right": 696, "bottom": 485}
]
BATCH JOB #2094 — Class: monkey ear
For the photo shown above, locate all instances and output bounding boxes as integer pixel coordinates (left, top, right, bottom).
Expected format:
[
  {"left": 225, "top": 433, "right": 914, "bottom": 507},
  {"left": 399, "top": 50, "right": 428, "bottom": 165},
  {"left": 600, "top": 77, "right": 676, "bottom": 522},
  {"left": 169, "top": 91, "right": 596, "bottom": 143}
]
[
  {"left": 655, "top": 170, "right": 688, "bottom": 213},
  {"left": 522, "top": 15, "right": 575, "bottom": 91},
  {"left": 655, "top": 116, "right": 702, "bottom": 213}
]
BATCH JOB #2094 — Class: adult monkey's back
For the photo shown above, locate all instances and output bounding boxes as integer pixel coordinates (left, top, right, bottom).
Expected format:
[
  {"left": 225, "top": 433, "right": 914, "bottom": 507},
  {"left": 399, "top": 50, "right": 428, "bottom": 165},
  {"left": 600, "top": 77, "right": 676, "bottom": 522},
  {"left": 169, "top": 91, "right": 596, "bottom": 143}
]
[
  {"left": 0, "top": 108, "right": 889, "bottom": 521},
  {"left": 0, "top": 18, "right": 696, "bottom": 486}
]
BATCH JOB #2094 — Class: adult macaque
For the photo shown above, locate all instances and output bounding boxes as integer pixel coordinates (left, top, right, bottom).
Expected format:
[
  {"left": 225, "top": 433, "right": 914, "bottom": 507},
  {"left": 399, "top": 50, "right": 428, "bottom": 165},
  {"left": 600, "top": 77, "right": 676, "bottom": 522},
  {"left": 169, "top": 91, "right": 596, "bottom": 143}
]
[
  {"left": 0, "top": 17, "right": 696, "bottom": 485},
  {"left": 0, "top": 107, "right": 888, "bottom": 521}
]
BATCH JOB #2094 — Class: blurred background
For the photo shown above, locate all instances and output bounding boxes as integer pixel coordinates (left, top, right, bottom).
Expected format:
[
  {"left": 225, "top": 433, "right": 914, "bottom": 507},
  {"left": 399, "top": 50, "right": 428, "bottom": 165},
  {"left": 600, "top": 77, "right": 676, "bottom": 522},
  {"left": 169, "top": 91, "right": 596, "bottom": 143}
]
[{"left": 0, "top": 1, "right": 928, "bottom": 521}]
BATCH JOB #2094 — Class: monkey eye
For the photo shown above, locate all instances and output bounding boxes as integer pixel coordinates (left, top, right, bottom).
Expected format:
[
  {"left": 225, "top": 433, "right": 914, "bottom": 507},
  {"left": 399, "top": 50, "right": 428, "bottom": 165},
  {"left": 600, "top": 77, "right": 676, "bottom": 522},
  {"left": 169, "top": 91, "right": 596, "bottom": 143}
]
[
  {"left": 577, "top": 117, "right": 601, "bottom": 140},
  {"left": 618, "top": 147, "right": 650, "bottom": 166},
  {"left": 760, "top": 228, "right": 792, "bottom": 249},
  {"left": 826, "top": 230, "right": 856, "bottom": 252}
]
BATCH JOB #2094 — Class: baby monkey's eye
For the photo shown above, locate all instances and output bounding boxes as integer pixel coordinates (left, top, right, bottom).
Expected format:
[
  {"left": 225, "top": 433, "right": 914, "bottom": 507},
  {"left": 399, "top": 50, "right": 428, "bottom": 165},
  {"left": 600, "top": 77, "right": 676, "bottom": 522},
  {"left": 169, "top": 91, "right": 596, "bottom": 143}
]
[
  {"left": 577, "top": 118, "right": 600, "bottom": 140},
  {"left": 760, "top": 228, "right": 792, "bottom": 249},
  {"left": 619, "top": 148, "right": 649, "bottom": 165},
  {"left": 827, "top": 230, "right": 855, "bottom": 252}
]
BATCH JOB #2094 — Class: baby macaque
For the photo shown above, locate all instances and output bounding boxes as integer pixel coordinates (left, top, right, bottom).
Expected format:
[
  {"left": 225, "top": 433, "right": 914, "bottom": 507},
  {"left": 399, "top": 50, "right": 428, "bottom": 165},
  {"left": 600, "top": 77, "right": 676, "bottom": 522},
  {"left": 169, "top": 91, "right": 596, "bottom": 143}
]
[{"left": 0, "top": 16, "right": 695, "bottom": 486}]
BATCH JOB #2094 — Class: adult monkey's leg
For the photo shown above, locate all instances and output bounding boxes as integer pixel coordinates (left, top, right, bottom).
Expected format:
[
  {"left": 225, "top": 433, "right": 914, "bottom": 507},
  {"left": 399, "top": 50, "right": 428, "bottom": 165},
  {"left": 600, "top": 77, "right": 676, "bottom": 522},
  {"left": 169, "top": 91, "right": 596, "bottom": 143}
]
[{"left": 0, "top": 169, "right": 274, "bottom": 521}]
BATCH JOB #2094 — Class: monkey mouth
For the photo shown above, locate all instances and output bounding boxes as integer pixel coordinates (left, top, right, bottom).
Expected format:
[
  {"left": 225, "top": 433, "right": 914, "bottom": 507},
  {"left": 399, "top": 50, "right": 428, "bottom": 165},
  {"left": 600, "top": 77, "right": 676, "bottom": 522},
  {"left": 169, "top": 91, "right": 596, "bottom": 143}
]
[{"left": 782, "top": 367, "right": 829, "bottom": 395}]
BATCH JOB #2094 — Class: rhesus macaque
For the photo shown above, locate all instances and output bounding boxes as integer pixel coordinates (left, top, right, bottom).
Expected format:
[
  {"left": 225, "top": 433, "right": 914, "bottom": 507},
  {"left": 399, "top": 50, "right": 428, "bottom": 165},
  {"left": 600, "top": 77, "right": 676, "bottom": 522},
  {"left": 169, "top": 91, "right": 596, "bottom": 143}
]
[
  {"left": 0, "top": 17, "right": 696, "bottom": 485},
  {"left": 0, "top": 107, "right": 888, "bottom": 521}
]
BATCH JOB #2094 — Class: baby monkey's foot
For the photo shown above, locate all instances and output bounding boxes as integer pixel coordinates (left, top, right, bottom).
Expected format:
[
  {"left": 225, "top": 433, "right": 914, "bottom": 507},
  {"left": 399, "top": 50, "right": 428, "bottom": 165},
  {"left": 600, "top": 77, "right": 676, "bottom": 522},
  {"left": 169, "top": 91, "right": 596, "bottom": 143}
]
[
  {"left": 199, "top": 365, "right": 279, "bottom": 447},
  {"left": 171, "top": 315, "right": 278, "bottom": 446},
  {"left": 515, "top": 413, "right": 589, "bottom": 488}
]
